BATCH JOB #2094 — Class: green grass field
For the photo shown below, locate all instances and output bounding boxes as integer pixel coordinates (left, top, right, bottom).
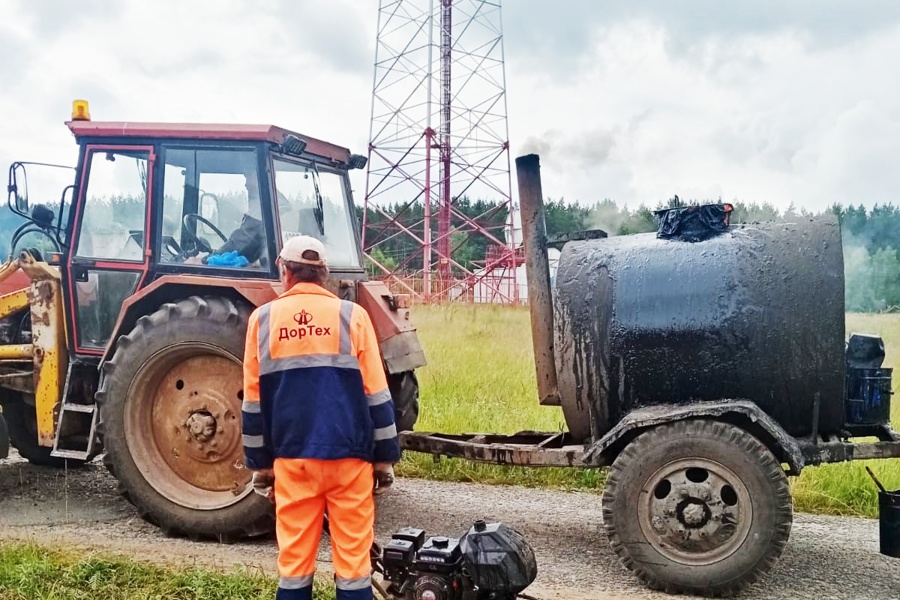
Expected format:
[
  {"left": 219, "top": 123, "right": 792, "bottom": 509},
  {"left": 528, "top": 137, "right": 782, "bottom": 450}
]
[
  {"left": 400, "top": 305, "right": 900, "bottom": 518},
  {"left": 0, "top": 543, "right": 307, "bottom": 600}
]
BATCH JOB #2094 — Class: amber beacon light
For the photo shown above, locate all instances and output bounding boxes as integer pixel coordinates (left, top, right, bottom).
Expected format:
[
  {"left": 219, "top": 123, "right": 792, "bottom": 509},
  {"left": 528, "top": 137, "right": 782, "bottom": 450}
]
[{"left": 71, "top": 99, "right": 91, "bottom": 121}]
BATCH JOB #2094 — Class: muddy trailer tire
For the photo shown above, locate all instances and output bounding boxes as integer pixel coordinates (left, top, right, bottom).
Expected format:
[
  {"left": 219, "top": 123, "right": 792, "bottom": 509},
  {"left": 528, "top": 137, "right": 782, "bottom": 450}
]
[
  {"left": 97, "top": 296, "right": 273, "bottom": 540},
  {"left": 601, "top": 419, "right": 792, "bottom": 596},
  {"left": 388, "top": 371, "right": 419, "bottom": 432},
  {"left": 0, "top": 394, "right": 88, "bottom": 468}
]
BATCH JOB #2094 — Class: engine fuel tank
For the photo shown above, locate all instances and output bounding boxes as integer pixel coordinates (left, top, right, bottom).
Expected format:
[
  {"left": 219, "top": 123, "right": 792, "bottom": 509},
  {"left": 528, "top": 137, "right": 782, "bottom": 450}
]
[{"left": 554, "top": 217, "right": 845, "bottom": 441}]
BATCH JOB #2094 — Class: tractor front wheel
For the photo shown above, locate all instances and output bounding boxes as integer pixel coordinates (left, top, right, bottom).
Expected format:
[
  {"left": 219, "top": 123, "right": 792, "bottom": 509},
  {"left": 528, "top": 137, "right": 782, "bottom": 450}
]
[
  {"left": 97, "top": 296, "right": 273, "bottom": 540},
  {"left": 388, "top": 371, "right": 419, "bottom": 432}
]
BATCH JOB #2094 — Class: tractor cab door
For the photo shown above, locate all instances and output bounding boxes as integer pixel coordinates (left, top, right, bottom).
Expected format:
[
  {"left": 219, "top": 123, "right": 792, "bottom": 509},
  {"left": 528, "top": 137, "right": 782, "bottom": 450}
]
[{"left": 66, "top": 146, "right": 154, "bottom": 354}]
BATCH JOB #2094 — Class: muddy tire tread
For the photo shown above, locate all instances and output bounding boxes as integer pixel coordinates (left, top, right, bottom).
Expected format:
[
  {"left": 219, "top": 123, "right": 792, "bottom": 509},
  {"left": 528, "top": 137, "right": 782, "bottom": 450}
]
[
  {"left": 601, "top": 419, "right": 793, "bottom": 597},
  {"left": 388, "top": 371, "right": 419, "bottom": 432},
  {"left": 96, "top": 296, "right": 273, "bottom": 541}
]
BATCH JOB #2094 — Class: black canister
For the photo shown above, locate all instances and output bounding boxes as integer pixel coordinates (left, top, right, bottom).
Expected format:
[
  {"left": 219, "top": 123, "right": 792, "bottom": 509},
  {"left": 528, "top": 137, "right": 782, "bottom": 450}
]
[
  {"left": 846, "top": 367, "right": 893, "bottom": 425},
  {"left": 879, "top": 490, "right": 900, "bottom": 558}
]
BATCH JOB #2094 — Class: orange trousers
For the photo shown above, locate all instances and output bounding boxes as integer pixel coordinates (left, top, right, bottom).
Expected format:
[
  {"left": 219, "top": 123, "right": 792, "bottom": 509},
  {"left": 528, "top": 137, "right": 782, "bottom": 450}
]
[{"left": 273, "top": 457, "right": 374, "bottom": 600}]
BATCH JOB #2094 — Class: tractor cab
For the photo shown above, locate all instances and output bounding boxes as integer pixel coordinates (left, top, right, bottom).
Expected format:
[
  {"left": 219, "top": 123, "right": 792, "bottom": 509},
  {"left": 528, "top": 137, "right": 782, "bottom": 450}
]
[{"left": 9, "top": 100, "right": 370, "bottom": 354}]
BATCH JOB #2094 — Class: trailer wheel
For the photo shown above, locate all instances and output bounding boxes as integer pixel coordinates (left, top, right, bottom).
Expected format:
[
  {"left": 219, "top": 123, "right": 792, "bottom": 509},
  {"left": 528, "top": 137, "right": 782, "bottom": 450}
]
[
  {"left": 602, "top": 419, "right": 792, "bottom": 596},
  {"left": 96, "top": 296, "right": 273, "bottom": 540},
  {"left": 388, "top": 371, "right": 419, "bottom": 432}
]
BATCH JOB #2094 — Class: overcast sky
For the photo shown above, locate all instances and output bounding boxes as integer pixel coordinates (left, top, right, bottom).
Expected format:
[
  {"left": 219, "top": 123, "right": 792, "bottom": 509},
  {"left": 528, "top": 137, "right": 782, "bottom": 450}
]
[{"left": 1, "top": 0, "right": 899, "bottom": 214}]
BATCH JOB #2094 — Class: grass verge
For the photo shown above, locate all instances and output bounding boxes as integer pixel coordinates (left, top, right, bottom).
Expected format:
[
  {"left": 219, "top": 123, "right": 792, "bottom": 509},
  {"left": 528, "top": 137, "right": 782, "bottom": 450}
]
[
  {"left": 0, "top": 542, "right": 336, "bottom": 600},
  {"left": 401, "top": 305, "right": 900, "bottom": 518}
]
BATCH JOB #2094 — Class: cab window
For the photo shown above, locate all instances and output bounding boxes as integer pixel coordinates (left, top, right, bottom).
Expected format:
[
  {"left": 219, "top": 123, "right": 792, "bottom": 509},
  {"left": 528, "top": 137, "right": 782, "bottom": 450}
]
[
  {"left": 273, "top": 157, "right": 360, "bottom": 268},
  {"left": 72, "top": 149, "right": 149, "bottom": 348},
  {"left": 76, "top": 150, "right": 149, "bottom": 261},
  {"left": 159, "top": 147, "right": 270, "bottom": 269}
]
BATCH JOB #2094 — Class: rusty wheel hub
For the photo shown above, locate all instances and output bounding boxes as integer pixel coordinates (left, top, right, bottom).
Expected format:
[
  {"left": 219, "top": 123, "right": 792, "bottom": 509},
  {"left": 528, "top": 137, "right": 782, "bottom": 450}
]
[
  {"left": 639, "top": 458, "right": 752, "bottom": 566},
  {"left": 125, "top": 346, "right": 252, "bottom": 510},
  {"left": 186, "top": 411, "right": 217, "bottom": 443}
]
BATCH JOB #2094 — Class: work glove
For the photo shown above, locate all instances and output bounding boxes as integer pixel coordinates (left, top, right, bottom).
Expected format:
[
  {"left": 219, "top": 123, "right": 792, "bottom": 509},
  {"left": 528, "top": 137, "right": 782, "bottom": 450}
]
[
  {"left": 373, "top": 463, "right": 395, "bottom": 496},
  {"left": 251, "top": 469, "right": 275, "bottom": 503}
]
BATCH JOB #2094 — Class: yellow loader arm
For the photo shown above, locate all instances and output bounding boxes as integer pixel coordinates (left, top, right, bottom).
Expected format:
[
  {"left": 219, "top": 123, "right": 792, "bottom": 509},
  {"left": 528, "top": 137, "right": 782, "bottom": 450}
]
[{"left": 0, "top": 251, "right": 67, "bottom": 446}]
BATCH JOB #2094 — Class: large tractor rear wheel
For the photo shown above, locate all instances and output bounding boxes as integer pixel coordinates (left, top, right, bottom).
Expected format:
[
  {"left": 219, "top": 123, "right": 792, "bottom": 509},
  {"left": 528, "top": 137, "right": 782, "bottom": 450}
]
[
  {"left": 601, "top": 419, "right": 793, "bottom": 596},
  {"left": 97, "top": 296, "right": 273, "bottom": 540}
]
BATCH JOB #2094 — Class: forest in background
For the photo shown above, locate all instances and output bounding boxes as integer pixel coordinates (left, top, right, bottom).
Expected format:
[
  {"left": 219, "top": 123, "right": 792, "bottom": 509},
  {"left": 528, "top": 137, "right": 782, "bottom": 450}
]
[
  {"left": 3, "top": 198, "right": 899, "bottom": 311},
  {"left": 360, "top": 198, "right": 900, "bottom": 312}
]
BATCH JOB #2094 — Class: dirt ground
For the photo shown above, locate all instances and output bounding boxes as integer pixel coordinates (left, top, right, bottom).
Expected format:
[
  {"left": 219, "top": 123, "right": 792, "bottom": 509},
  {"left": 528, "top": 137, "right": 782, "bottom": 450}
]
[{"left": 0, "top": 451, "right": 898, "bottom": 600}]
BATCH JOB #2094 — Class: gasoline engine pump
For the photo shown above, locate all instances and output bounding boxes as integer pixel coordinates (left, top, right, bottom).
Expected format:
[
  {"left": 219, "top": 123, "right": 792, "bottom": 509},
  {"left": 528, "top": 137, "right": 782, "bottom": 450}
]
[{"left": 374, "top": 520, "right": 538, "bottom": 600}]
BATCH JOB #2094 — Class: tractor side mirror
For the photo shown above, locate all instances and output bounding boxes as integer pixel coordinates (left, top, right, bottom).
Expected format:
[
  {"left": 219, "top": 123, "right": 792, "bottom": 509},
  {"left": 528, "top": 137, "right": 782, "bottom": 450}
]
[{"left": 8, "top": 162, "right": 29, "bottom": 215}]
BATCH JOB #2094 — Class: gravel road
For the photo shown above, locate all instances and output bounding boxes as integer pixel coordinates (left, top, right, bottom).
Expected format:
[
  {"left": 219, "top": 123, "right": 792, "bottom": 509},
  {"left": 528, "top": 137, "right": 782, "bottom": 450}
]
[{"left": 0, "top": 451, "right": 898, "bottom": 600}]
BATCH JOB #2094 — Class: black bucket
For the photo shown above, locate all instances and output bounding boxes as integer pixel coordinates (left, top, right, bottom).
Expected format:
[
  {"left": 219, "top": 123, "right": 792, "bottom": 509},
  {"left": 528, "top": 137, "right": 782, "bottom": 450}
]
[
  {"left": 846, "top": 367, "right": 893, "bottom": 425},
  {"left": 880, "top": 490, "right": 900, "bottom": 558}
]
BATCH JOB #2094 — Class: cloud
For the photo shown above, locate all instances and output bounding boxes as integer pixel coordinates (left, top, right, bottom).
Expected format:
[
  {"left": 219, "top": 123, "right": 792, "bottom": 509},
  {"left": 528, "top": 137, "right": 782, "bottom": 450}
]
[
  {"left": 274, "top": 0, "right": 373, "bottom": 75},
  {"left": 505, "top": 0, "right": 900, "bottom": 59},
  {"left": 14, "top": 0, "right": 124, "bottom": 36},
  {"left": 506, "top": 12, "right": 900, "bottom": 211},
  {"left": 2, "top": 1, "right": 900, "bottom": 216}
]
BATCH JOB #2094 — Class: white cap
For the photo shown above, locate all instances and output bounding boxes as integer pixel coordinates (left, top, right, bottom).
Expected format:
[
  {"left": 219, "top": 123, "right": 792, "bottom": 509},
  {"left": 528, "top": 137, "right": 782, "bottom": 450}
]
[{"left": 280, "top": 235, "right": 327, "bottom": 266}]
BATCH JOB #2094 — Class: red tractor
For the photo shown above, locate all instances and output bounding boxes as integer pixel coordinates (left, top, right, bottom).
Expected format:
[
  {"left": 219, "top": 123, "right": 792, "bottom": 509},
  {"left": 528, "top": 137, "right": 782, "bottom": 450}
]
[{"left": 0, "top": 100, "right": 425, "bottom": 539}]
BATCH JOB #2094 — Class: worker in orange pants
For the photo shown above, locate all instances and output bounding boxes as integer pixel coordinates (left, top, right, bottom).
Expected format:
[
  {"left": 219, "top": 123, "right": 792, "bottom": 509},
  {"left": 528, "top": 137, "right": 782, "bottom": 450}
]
[
  {"left": 273, "top": 459, "right": 375, "bottom": 597},
  {"left": 243, "top": 236, "right": 400, "bottom": 600}
]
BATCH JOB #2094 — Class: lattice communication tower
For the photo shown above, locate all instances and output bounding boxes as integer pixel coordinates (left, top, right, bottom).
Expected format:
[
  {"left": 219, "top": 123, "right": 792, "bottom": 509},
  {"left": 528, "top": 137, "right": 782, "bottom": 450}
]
[{"left": 363, "top": 0, "right": 519, "bottom": 302}]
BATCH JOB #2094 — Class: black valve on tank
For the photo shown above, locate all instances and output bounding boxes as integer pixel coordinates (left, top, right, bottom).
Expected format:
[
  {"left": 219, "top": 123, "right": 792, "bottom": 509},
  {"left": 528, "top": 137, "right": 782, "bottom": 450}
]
[{"left": 380, "top": 521, "right": 537, "bottom": 600}]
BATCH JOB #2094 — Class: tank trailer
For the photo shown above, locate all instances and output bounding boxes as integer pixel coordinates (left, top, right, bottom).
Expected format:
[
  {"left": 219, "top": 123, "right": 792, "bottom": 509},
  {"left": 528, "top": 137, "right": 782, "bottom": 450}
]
[{"left": 400, "top": 154, "right": 900, "bottom": 596}]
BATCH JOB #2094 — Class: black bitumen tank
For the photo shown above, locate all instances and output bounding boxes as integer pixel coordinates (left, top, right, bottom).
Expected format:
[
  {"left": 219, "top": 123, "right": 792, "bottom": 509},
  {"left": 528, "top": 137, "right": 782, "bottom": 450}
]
[{"left": 553, "top": 217, "right": 845, "bottom": 441}]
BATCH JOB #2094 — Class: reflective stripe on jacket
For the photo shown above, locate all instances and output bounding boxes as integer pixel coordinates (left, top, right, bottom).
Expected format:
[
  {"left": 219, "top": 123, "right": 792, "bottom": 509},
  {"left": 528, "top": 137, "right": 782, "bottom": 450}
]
[{"left": 242, "top": 283, "right": 400, "bottom": 468}]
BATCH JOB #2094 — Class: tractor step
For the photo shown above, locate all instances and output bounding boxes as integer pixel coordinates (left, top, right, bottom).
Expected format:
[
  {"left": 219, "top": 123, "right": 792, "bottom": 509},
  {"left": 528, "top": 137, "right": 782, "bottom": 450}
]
[
  {"left": 57, "top": 403, "right": 95, "bottom": 413},
  {"left": 51, "top": 364, "right": 99, "bottom": 461},
  {"left": 50, "top": 448, "right": 93, "bottom": 461},
  {"left": 51, "top": 401, "right": 98, "bottom": 461}
]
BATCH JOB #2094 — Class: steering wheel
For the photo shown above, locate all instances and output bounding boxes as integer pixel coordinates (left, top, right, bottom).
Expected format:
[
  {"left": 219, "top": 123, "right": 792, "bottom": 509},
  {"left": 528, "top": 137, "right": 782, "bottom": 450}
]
[{"left": 182, "top": 213, "right": 229, "bottom": 254}]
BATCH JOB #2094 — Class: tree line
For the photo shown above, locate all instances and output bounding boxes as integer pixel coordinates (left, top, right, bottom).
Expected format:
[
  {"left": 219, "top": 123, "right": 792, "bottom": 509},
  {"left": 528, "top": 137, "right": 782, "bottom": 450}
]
[
  {"left": 3, "top": 197, "right": 900, "bottom": 312},
  {"left": 359, "top": 198, "right": 900, "bottom": 312}
]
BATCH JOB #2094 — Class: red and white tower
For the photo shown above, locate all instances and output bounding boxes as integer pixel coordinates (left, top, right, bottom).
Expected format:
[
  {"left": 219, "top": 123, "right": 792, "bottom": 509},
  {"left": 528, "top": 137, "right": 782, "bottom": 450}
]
[{"left": 363, "top": 0, "right": 518, "bottom": 302}]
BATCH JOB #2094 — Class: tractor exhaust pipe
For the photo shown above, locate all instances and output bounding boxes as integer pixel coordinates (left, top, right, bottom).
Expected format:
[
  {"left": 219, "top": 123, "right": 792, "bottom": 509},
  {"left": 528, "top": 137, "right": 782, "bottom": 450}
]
[{"left": 515, "top": 154, "right": 561, "bottom": 406}]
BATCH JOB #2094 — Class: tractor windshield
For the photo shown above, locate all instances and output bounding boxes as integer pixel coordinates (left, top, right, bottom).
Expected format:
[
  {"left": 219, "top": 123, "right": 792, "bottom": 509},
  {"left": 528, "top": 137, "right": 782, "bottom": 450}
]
[{"left": 272, "top": 157, "right": 360, "bottom": 268}]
